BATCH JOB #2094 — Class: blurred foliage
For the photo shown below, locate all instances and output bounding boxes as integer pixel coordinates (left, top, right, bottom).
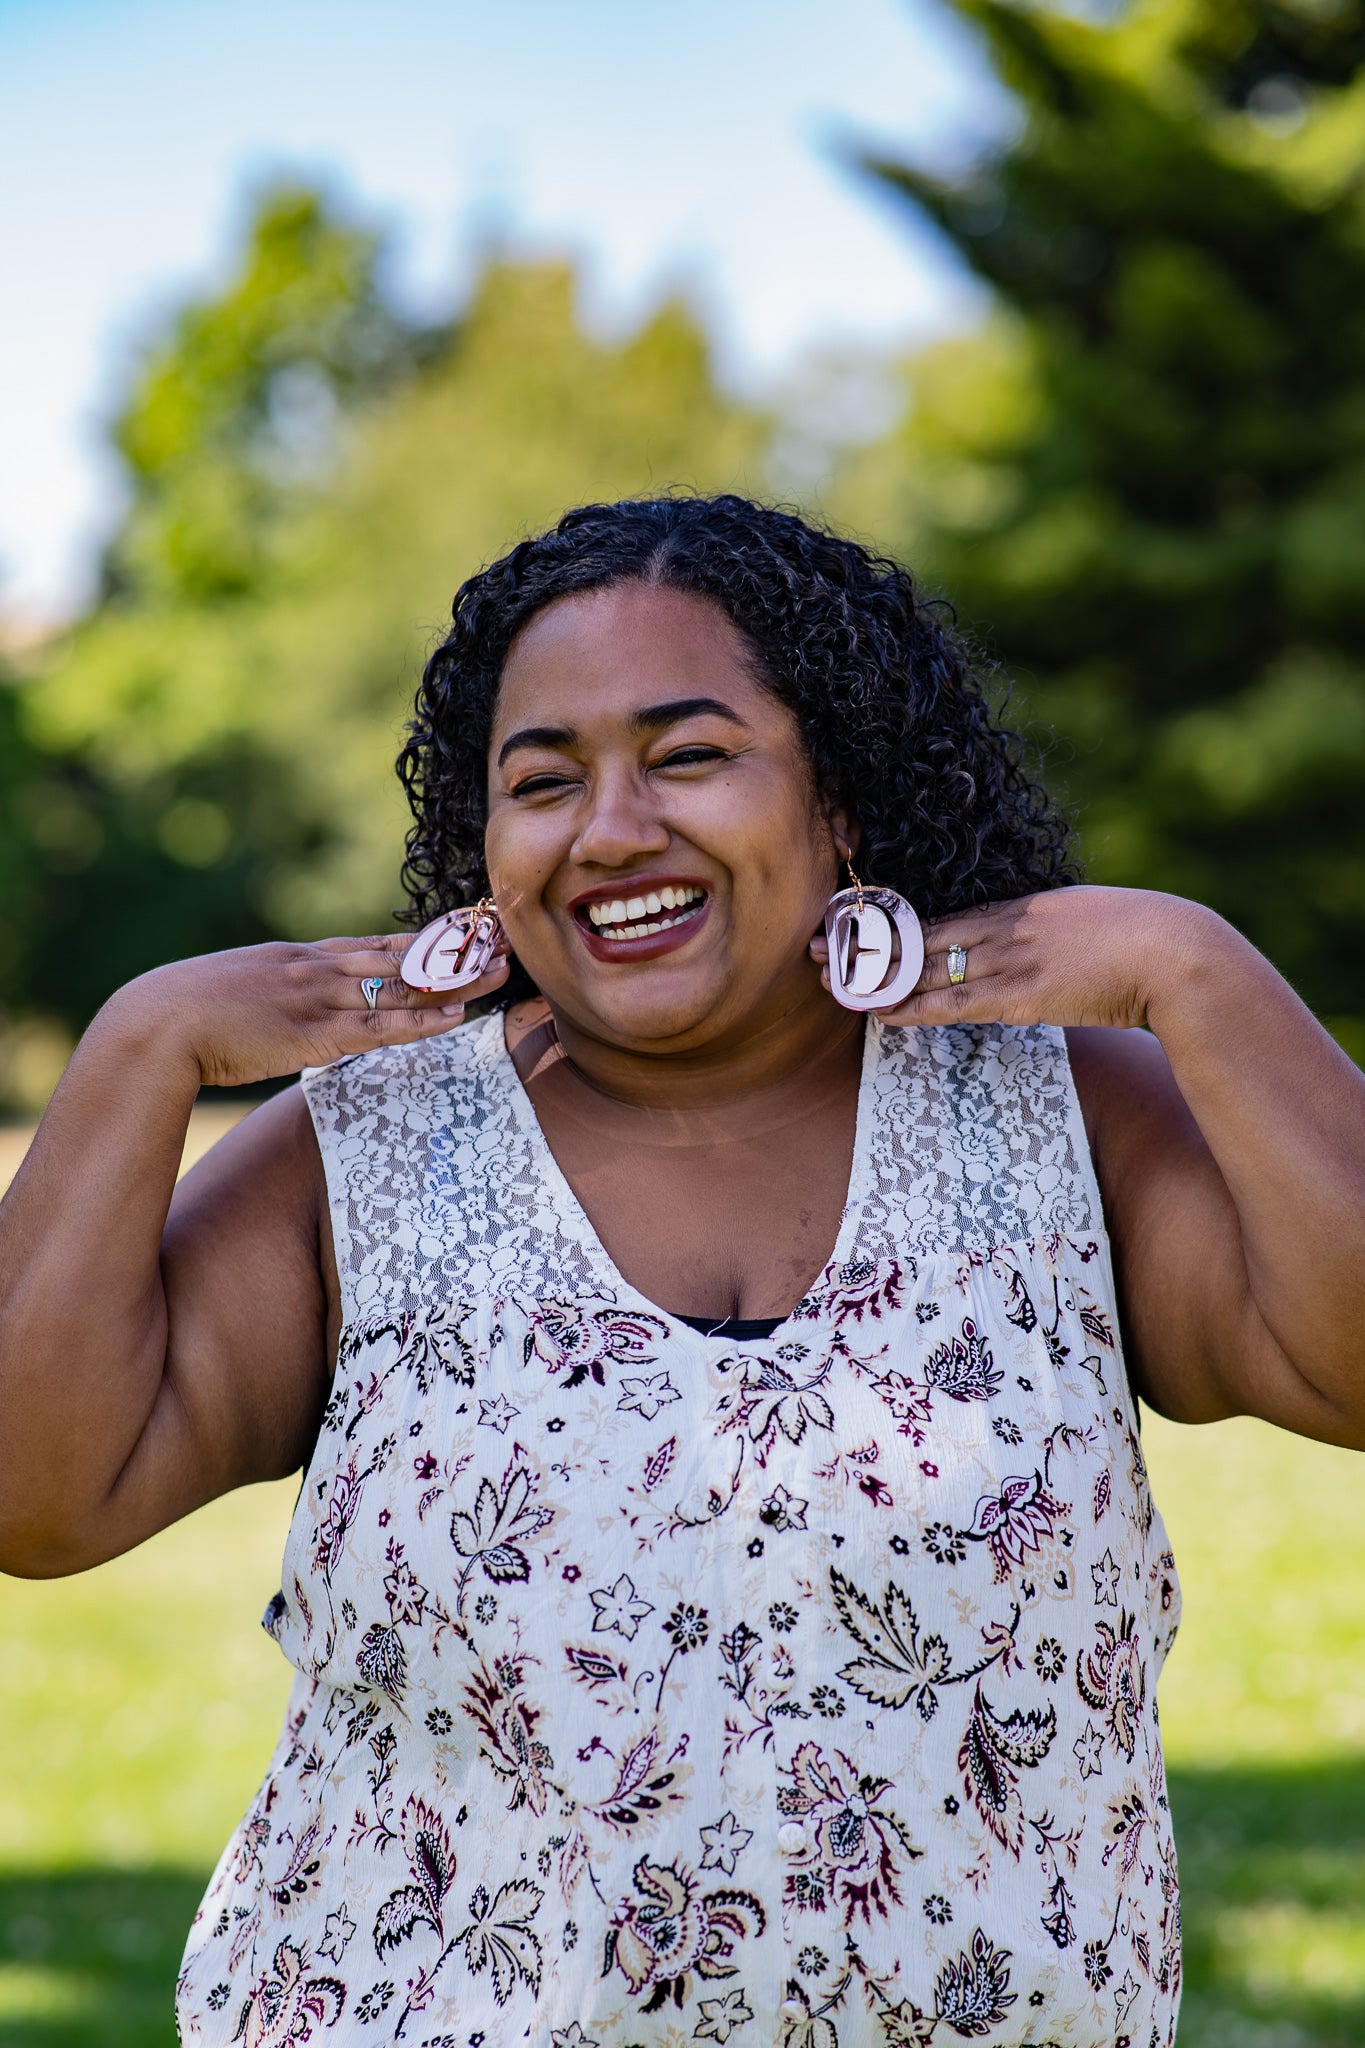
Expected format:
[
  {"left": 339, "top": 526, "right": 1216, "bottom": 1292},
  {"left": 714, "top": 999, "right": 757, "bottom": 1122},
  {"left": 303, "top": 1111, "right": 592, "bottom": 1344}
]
[
  {"left": 841, "top": 0, "right": 1365, "bottom": 1053},
  {"left": 8, "top": 0, "right": 1365, "bottom": 1109},
  {"left": 1, "top": 184, "right": 770, "bottom": 1102}
]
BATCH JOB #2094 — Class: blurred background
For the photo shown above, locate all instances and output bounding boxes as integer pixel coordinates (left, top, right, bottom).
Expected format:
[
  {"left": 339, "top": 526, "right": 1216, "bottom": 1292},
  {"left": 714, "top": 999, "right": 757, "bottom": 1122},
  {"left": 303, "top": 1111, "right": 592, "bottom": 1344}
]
[{"left": 3, "top": 0, "right": 1365, "bottom": 2041}]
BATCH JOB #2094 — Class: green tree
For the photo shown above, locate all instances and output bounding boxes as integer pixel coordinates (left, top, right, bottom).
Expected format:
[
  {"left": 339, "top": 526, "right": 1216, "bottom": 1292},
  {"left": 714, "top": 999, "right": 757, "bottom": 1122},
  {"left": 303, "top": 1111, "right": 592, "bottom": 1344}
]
[
  {"left": 104, "top": 182, "right": 420, "bottom": 606},
  {"left": 7, "top": 187, "right": 768, "bottom": 1093},
  {"left": 846, "top": 0, "right": 1365, "bottom": 1053}
]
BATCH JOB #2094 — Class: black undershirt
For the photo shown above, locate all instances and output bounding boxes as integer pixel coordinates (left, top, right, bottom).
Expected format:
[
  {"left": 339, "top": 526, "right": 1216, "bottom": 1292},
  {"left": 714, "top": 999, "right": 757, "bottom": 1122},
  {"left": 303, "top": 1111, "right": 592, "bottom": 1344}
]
[{"left": 676, "top": 1313, "right": 785, "bottom": 1342}]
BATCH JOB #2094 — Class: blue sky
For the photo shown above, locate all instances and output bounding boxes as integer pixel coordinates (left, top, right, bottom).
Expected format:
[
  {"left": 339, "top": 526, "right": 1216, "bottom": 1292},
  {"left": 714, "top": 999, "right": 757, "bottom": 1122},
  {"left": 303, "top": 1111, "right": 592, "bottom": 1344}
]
[{"left": 0, "top": 0, "right": 1004, "bottom": 621}]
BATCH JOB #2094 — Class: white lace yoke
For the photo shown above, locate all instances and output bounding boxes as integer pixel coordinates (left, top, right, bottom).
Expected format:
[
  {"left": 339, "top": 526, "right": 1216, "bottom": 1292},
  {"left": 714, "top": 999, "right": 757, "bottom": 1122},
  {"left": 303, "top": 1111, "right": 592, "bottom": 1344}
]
[{"left": 177, "top": 1013, "right": 1182, "bottom": 2048}]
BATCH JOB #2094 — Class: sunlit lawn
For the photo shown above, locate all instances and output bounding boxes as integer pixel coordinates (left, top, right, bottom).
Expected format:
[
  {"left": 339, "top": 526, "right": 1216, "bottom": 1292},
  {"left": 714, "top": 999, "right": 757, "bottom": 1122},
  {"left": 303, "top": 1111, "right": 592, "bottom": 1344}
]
[{"left": 3, "top": 1123, "right": 1365, "bottom": 2043}]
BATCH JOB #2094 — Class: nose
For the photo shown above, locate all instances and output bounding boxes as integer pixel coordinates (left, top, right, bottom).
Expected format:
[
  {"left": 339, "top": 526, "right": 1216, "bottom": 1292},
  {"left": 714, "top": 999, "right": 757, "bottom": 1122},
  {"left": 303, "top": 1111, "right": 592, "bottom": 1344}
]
[{"left": 569, "top": 770, "right": 670, "bottom": 870}]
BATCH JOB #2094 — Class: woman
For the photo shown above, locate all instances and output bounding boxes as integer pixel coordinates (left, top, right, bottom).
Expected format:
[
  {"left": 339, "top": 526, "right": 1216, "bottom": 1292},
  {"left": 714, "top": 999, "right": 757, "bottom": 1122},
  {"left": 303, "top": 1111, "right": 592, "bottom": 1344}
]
[{"left": 2, "top": 495, "right": 1363, "bottom": 2048}]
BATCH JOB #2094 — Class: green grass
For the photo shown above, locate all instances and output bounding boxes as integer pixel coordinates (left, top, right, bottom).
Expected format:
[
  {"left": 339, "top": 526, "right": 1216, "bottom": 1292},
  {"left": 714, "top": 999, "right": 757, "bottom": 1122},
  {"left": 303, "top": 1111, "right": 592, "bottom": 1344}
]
[
  {"left": 2, "top": 1419, "right": 1364, "bottom": 2044},
  {"left": 0, "top": 1481, "right": 296, "bottom": 2045}
]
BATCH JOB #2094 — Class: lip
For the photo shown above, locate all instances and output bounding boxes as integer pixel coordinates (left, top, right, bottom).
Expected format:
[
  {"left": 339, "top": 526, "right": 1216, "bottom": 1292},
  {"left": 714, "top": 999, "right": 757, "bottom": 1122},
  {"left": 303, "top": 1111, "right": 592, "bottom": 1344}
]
[{"left": 565, "top": 874, "right": 714, "bottom": 965}]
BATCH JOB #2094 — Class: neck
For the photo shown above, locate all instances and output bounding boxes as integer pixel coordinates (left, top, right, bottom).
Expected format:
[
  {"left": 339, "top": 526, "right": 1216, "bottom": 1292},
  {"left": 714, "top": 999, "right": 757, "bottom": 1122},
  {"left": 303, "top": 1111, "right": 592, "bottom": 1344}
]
[{"left": 529, "top": 982, "right": 866, "bottom": 1123}]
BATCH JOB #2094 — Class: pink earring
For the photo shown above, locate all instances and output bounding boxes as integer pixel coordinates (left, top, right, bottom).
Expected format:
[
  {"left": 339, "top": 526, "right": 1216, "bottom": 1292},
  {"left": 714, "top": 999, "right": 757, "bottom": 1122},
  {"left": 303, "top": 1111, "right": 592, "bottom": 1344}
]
[
  {"left": 401, "top": 899, "right": 503, "bottom": 992},
  {"left": 824, "top": 864, "right": 924, "bottom": 1011}
]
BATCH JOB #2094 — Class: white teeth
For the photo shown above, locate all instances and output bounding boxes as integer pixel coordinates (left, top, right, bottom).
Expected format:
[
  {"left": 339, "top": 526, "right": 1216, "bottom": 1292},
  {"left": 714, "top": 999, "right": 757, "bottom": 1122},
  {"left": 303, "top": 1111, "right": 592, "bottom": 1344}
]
[{"left": 583, "top": 884, "right": 706, "bottom": 937}]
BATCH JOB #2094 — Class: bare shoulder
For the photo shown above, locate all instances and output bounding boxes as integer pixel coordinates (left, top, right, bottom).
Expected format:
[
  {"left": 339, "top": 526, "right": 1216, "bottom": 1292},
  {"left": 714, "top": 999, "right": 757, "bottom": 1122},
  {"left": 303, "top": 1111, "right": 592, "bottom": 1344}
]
[
  {"left": 1063, "top": 1021, "right": 1190, "bottom": 1157},
  {"left": 1063, "top": 1024, "right": 1246, "bottom": 1422},
  {"left": 167, "top": 1082, "right": 326, "bottom": 1245},
  {"left": 1063, "top": 1020, "right": 1220, "bottom": 1262},
  {"left": 157, "top": 1081, "right": 338, "bottom": 1487}
]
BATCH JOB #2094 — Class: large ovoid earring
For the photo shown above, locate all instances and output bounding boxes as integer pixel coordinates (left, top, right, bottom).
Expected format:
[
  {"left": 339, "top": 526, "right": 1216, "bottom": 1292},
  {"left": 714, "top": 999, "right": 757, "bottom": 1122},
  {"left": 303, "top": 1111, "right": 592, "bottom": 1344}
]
[
  {"left": 824, "top": 866, "right": 924, "bottom": 1011},
  {"left": 401, "top": 899, "right": 503, "bottom": 992}
]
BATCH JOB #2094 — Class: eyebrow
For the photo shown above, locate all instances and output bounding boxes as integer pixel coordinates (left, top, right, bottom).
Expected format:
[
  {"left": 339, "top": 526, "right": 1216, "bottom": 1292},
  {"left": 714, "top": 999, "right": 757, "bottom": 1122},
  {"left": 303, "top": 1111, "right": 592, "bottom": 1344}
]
[{"left": 496, "top": 696, "right": 749, "bottom": 769}]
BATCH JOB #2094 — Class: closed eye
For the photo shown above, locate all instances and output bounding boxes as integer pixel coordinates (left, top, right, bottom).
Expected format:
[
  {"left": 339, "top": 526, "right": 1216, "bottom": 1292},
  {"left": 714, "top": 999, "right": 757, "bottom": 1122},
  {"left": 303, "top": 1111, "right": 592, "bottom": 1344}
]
[
  {"left": 655, "top": 746, "right": 730, "bottom": 769},
  {"left": 509, "top": 771, "right": 580, "bottom": 797},
  {"left": 509, "top": 745, "right": 730, "bottom": 797}
]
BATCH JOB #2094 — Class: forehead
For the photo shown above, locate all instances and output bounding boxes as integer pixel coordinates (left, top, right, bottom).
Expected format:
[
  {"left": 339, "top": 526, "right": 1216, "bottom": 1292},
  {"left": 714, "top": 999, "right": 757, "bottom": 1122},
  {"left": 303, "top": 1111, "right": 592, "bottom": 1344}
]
[{"left": 492, "top": 581, "right": 781, "bottom": 735}]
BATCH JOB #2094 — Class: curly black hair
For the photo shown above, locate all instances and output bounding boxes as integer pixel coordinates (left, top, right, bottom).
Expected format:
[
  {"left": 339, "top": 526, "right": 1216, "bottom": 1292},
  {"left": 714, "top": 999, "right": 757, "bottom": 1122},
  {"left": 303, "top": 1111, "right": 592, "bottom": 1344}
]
[{"left": 397, "top": 494, "right": 1075, "bottom": 989}]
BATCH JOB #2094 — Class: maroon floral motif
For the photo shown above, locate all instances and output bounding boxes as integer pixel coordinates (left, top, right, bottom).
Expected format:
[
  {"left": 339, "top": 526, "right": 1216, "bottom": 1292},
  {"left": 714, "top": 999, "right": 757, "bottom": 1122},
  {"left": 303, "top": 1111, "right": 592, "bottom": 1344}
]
[
  {"left": 374, "top": 1795, "right": 457, "bottom": 1957},
  {"left": 1077, "top": 1612, "right": 1147, "bottom": 1762},
  {"left": 232, "top": 1938, "right": 345, "bottom": 2046},
  {"left": 932, "top": 1927, "right": 1017, "bottom": 2036},
  {"left": 865, "top": 1368, "right": 933, "bottom": 1443},
  {"left": 819, "top": 1257, "right": 907, "bottom": 1326},
  {"left": 448, "top": 1458, "right": 554, "bottom": 1610},
  {"left": 958, "top": 1685, "right": 1057, "bottom": 1857},
  {"left": 922, "top": 1319, "right": 1002, "bottom": 1402},
  {"left": 779, "top": 1741, "right": 920, "bottom": 1925},
  {"left": 966, "top": 1471, "right": 1070, "bottom": 1582},
  {"left": 463, "top": 1661, "right": 555, "bottom": 1815},
  {"left": 603, "top": 1857, "right": 765, "bottom": 2011},
  {"left": 525, "top": 1303, "right": 668, "bottom": 1388}
]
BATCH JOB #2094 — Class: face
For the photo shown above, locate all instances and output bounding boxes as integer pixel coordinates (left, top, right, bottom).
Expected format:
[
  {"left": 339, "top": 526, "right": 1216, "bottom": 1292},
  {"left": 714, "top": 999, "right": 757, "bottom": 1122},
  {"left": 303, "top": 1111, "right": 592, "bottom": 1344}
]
[{"left": 484, "top": 581, "right": 846, "bottom": 1053}]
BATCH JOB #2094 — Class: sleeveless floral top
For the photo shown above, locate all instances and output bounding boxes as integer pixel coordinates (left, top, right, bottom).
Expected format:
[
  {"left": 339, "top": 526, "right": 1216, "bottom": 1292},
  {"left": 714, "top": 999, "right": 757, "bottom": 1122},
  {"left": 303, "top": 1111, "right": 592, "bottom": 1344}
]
[{"left": 177, "top": 1012, "right": 1182, "bottom": 2048}]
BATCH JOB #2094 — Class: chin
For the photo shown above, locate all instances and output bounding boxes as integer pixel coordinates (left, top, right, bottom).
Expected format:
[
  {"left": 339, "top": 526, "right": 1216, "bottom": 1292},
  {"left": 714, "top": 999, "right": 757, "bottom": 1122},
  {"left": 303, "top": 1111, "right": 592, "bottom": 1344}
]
[{"left": 555, "top": 964, "right": 737, "bottom": 1048}]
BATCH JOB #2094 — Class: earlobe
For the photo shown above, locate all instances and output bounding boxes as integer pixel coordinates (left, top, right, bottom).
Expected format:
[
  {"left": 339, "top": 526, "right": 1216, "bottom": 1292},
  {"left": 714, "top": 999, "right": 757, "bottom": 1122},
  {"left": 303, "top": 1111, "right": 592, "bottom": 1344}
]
[{"left": 827, "top": 804, "right": 860, "bottom": 868}]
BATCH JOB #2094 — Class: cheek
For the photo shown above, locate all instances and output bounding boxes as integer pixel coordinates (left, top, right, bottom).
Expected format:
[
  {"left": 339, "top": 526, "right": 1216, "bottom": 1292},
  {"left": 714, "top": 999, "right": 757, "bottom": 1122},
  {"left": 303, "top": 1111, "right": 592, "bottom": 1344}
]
[
  {"left": 713, "top": 774, "right": 832, "bottom": 917},
  {"left": 483, "top": 810, "right": 562, "bottom": 926}
]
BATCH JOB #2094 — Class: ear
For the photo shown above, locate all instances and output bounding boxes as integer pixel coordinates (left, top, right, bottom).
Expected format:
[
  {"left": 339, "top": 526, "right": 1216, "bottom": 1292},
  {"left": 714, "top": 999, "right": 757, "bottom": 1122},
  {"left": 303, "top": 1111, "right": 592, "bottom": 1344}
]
[{"left": 826, "top": 803, "right": 861, "bottom": 867}]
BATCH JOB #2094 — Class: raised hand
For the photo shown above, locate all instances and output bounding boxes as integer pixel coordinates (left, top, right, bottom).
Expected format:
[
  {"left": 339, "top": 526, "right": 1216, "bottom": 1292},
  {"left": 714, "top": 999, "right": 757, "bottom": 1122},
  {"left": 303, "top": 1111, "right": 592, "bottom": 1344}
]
[
  {"left": 106, "top": 931, "right": 511, "bottom": 1090},
  {"left": 812, "top": 885, "right": 1210, "bottom": 1034}
]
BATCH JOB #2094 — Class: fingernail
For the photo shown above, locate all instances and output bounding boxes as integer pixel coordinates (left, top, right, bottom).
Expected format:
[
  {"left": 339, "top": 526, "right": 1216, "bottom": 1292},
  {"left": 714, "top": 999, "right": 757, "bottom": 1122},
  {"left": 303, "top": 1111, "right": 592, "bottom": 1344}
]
[{"left": 441, "top": 1003, "right": 464, "bottom": 1017}]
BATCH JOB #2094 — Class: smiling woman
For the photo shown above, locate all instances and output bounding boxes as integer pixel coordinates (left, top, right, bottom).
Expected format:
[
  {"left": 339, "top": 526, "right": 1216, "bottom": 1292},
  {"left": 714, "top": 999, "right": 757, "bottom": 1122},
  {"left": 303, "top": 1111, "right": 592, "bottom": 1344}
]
[
  {"left": 397, "top": 496, "right": 1072, "bottom": 1006},
  {"left": 2, "top": 494, "right": 1364, "bottom": 2048}
]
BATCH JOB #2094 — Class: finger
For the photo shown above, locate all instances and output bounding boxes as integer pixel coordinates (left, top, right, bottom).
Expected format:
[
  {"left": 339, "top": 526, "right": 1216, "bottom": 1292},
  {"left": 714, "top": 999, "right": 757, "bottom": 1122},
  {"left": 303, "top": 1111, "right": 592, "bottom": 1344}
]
[
  {"left": 438, "top": 952, "right": 511, "bottom": 1006},
  {"left": 319, "top": 931, "right": 512, "bottom": 972},
  {"left": 331, "top": 938, "right": 511, "bottom": 1000},
  {"left": 874, "top": 970, "right": 1018, "bottom": 1029},
  {"left": 919, "top": 908, "right": 1009, "bottom": 955},
  {"left": 352, "top": 953, "right": 512, "bottom": 1022},
  {"left": 312, "top": 932, "right": 417, "bottom": 959},
  {"left": 912, "top": 934, "right": 1001, "bottom": 997},
  {"left": 365, "top": 953, "right": 510, "bottom": 1040}
]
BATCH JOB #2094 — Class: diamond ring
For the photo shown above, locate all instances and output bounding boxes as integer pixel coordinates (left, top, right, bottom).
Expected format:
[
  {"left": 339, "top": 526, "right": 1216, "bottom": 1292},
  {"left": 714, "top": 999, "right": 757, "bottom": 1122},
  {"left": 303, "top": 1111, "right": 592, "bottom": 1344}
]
[{"left": 947, "top": 945, "right": 968, "bottom": 986}]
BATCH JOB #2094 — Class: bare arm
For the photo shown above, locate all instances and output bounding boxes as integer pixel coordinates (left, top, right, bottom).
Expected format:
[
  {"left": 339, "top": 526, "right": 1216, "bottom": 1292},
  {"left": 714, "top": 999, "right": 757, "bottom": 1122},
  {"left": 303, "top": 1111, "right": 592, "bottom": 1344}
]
[
  {"left": 1065, "top": 921, "right": 1365, "bottom": 1442},
  {"left": 844, "top": 888, "right": 1365, "bottom": 1446},
  {"left": 0, "top": 936, "right": 508, "bottom": 1577}
]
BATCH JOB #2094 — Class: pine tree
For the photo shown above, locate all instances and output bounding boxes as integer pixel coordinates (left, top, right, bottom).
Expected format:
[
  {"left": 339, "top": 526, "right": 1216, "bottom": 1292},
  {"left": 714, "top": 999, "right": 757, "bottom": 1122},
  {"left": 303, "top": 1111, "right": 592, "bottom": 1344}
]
[{"left": 854, "top": 0, "right": 1365, "bottom": 1051}]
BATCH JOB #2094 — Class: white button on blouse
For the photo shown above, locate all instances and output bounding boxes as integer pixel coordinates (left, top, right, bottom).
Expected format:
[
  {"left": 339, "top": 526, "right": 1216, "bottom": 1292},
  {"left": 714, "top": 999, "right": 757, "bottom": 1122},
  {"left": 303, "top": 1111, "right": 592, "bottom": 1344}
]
[{"left": 777, "top": 1820, "right": 809, "bottom": 1855}]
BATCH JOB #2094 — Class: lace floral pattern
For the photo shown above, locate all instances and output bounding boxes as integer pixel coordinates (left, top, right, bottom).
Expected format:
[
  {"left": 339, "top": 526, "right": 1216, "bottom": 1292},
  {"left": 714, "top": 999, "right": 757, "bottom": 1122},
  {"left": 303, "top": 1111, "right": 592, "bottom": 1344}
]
[{"left": 176, "top": 1015, "right": 1182, "bottom": 2047}]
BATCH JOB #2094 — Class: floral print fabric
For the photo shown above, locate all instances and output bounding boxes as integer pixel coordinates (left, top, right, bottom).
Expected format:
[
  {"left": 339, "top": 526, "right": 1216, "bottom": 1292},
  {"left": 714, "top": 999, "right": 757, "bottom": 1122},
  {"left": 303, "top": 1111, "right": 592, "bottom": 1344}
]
[{"left": 176, "top": 1014, "right": 1182, "bottom": 2048}]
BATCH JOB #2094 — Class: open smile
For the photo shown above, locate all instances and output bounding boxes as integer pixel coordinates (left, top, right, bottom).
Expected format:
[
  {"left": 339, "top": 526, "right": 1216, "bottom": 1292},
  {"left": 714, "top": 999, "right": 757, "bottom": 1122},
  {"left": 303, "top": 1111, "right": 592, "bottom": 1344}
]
[{"left": 569, "top": 879, "right": 711, "bottom": 961}]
